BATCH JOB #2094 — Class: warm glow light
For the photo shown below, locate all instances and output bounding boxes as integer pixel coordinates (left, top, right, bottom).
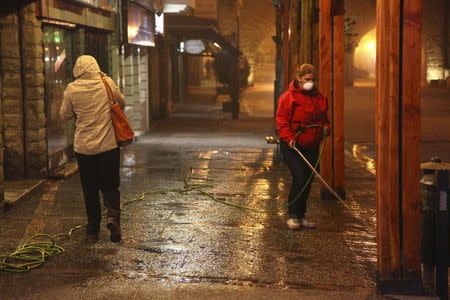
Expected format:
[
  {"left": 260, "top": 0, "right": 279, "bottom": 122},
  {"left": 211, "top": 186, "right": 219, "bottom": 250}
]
[
  {"left": 354, "top": 29, "right": 377, "bottom": 78},
  {"left": 213, "top": 42, "right": 221, "bottom": 48},
  {"left": 128, "top": 26, "right": 139, "bottom": 40},
  {"left": 426, "top": 65, "right": 445, "bottom": 82}
]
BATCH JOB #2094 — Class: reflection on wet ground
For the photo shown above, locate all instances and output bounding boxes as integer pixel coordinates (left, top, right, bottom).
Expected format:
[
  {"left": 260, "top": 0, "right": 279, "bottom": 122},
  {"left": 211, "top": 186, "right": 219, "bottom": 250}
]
[
  {"left": 350, "top": 144, "right": 376, "bottom": 175},
  {"left": 0, "top": 121, "right": 379, "bottom": 298}
]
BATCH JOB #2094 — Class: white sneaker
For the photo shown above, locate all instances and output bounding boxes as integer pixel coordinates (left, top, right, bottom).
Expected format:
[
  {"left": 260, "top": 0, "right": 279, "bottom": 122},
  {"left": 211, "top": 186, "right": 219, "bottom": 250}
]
[
  {"left": 287, "top": 218, "right": 301, "bottom": 229},
  {"left": 300, "top": 218, "right": 316, "bottom": 229}
]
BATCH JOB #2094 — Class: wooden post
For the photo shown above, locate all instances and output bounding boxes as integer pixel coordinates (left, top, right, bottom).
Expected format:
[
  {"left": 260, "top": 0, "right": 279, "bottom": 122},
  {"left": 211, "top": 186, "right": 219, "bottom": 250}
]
[
  {"left": 401, "top": 0, "right": 422, "bottom": 279},
  {"left": 332, "top": 0, "right": 345, "bottom": 197},
  {"left": 231, "top": 55, "right": 240, "bottom": 120},
  {"left": 274, "top": 4, "right": 284, "bottom": 114},
  {"left": 319, "top": 0, "right": 333, "bottom": 197},
  {"left": 376, "top": 0, "right": 423, "bottom": 282},
  {"left": 282, "top": 0, "right": 291, "bottom": 90},
  {"left": 300, "top": 0, "right": 313, "bottom": 65},
  {"left": 290, "top": 0, "right": 300, "bottom": 75},
  {"left": 376, "top": 0, "right": 401, "bottom": 280}
]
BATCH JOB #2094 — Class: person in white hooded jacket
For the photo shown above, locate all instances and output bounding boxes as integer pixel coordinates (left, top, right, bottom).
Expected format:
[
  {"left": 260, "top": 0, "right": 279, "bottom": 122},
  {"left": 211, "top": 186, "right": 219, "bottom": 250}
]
[{"left": 60, "top": 55, "right": 125, "bottom": 243}]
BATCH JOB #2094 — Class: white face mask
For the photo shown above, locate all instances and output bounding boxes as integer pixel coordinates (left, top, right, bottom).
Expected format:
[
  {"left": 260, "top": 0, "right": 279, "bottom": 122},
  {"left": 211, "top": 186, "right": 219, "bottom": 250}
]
[{"left": 301, "top": 81, "right": 314, "bottom": 91}]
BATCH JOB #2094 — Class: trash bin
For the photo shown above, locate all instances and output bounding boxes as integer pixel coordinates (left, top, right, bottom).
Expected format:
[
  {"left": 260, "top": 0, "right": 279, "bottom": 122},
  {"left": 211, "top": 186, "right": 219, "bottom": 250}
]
[{"left": 420, "top": 158, "right": 449, "bottom": 300}]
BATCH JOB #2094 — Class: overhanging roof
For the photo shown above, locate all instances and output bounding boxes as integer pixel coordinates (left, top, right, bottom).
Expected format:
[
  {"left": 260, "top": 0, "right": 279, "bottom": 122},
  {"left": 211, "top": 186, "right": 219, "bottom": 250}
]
[{"left": 165, "top": 15, "right": 241, "bottom": 56}]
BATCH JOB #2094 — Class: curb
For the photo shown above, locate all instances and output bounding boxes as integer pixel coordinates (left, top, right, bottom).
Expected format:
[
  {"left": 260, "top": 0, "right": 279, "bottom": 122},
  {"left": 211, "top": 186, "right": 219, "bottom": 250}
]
[
  {"left": 48, "top": 161, "right": 79, "bottom": 180},
  {"left": 1, "top": 180, "right": 45, "bottom": 213}
]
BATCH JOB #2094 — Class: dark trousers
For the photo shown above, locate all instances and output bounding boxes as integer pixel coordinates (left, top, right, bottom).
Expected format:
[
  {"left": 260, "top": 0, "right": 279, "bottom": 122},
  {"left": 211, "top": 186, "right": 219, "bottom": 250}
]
[
  {"left": 76, "top": 147, "right": 121, "bottom": 235},
  {"left": 280, "top": 142, "right": 319, "bottom": 219}
]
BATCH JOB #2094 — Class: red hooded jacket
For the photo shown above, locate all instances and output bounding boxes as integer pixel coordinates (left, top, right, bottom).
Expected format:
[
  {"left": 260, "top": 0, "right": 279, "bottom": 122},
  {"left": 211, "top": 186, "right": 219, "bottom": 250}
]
[{"left": 276, "top": 80, "right": 329, "bottom": 147}]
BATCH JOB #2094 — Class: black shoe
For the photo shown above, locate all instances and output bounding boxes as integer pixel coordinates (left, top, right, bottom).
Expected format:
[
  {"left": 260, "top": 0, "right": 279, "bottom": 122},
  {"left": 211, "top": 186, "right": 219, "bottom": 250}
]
[
  {"left": 86, "top": 233, "right": 99, "bottom": 243},
  {"left": 106, "top": 216, "right": 121, "bottom": 243}
]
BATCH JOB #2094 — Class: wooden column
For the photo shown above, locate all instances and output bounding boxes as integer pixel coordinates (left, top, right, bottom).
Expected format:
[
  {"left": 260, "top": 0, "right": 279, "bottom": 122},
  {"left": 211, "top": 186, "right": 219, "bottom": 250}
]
[
  {"left": 332, "top": 0, "right": 345, "bottom": 196},
  {"left": 282, "top": 0, "right": 291, "bottom": 90},
  {"left": 231, "top": 55, "right": 240, "bottom": 120},
  {"left": 300, "top": 0, "right": 313, "bottom": 65},
  {"left": 289, "top": 0, "right": 300, "bottom": 75},
  {"left": 376, "top": 0, "right": 401, "bottom": 279},
  {"left": 376, "top": 0, "right": 422, "bottom": 282},
  {"left": 401, "top": 0, "right": 422, "bottom": 278},
  {"left": 319, "top": 0, "right": 333, "bottom": 196}
]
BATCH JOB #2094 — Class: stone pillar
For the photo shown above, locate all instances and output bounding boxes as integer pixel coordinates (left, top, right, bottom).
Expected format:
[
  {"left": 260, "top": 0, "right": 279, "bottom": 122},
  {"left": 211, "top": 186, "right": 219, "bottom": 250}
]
[
  {"left": 0, "top": 13, "right": 25, "bottom": 179},
  {"left": 0, "top": 63, "right": 4, "bottom": 204},
  {"left": 20, "top": 4, "right": 47, "bottom": 178}
]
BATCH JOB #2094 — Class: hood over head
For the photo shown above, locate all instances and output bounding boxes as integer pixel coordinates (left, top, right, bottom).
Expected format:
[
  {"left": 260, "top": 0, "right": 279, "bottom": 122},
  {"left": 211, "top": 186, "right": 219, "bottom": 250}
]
[{"left": 73, "top": 55, "right": 104, "bottom": 79}]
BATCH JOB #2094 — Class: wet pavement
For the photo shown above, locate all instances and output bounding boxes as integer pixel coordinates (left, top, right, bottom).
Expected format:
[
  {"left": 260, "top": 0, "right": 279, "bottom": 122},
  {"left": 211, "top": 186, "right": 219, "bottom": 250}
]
[{"left": 1, "top": 76, "right": 386, "bottom": 299}]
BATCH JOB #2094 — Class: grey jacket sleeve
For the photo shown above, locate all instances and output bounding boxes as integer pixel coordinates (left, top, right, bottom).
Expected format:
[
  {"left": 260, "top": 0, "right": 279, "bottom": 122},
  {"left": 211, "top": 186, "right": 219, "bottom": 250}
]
[{"left": 60, "top": 87, "right": 74, "bottom": 121}]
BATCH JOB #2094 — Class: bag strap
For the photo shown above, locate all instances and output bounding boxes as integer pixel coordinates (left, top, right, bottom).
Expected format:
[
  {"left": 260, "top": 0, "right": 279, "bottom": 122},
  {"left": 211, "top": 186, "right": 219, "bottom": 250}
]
[{"left": 100, "top": 76, "right": 116, "bottom": 105}]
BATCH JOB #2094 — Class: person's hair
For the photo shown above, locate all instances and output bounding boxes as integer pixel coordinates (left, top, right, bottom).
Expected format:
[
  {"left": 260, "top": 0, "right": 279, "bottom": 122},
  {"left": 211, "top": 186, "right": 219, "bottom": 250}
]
[{"left": 297, "top": 64, "right": 315, "bottom": 78}]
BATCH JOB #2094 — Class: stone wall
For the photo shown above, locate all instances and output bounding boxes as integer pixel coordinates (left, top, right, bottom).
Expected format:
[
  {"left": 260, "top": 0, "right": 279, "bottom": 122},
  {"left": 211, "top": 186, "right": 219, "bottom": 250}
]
[
  {"left": 0, "top": 13, "right": 25, "bottom": 179},
  {"left": 20, "top": 4, "right": 47, "bottom": 178},
  {"left": 0, "top": 62, "right": 3, "bottom": 204},
  {"left": 0, "top": 4, "right": 47, "bottom": 180}
]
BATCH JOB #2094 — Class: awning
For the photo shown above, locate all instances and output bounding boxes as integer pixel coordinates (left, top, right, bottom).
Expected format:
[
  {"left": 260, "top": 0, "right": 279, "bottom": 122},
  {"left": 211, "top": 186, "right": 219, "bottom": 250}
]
[{"left": 165, "top": 14, "right": 241, "bottom": 56}]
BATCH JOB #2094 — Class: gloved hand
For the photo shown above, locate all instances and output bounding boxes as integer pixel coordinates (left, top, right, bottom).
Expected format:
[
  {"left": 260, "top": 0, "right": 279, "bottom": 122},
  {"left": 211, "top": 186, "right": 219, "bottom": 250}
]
[{"left": 288, "top": 139, "right": 296, "bottom": 149}]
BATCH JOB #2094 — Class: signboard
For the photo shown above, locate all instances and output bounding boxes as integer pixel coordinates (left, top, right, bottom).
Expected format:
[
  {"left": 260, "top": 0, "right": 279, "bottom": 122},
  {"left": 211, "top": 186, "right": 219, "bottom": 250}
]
[
  {"left": 184, "top": 40, "right": 205, "bottom": 54},
  {"left": 127, "top": 2, "right": 156, "bottom": 46},
  {"left": 38, "top": 0, "right": 116, "bottom": 31},
  {"left": 68, "top": 0, "right": 118, "bottom": 12}
]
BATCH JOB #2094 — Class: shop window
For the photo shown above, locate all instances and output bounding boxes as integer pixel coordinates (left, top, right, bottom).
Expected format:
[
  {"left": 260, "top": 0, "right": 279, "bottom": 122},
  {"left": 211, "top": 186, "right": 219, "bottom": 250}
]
[{"left": 43, "top": 25, "right": 75, "bottom": 170}]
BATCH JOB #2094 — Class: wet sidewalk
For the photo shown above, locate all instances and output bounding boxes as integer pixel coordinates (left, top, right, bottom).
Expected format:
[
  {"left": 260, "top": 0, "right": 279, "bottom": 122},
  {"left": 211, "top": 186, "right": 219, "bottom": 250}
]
[{"left": 0, "top": 85, "right": 385, "bottom": 300}]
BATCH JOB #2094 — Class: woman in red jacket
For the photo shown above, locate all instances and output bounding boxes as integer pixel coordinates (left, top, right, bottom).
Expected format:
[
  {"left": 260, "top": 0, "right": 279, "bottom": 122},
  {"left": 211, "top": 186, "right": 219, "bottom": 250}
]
[{"left": 276, "top": 64, "right": 329, "bottom": 230}]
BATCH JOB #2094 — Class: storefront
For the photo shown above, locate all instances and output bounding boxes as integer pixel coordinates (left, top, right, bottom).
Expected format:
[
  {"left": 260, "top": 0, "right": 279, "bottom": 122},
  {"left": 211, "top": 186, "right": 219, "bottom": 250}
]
[{"left": 37, "top": 0, "right": 117, "bottom": 171}]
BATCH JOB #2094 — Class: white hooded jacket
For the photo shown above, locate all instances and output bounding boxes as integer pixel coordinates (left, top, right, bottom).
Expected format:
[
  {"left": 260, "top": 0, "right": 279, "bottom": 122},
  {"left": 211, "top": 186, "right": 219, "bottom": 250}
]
[{"left": 60, "top": 55, "right": 125, "bottom": 155}]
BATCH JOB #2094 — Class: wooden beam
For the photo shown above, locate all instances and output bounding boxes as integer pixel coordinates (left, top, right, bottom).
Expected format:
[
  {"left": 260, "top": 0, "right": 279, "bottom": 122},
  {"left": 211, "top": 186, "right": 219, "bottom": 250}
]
[
  {"left": 290, "top": 0, "right": 300, "bottom": 76},
  {"left": 332, "top": 0, "right": 345, "bottom": 196},
  {"left": 401, "top": 0, "right": 422, "bottom": 279},
  {"left": 300, "top": 0, "right": 313, "bottom": 65},
  {"left": 376, "top": 0, "right": 401, "bottom": 279},
  {"left": 282, "top": 0, "right": 291, "bottom": 91},
  {"left": 319, "top": 0, "right": 333, "bottom": 195}
]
